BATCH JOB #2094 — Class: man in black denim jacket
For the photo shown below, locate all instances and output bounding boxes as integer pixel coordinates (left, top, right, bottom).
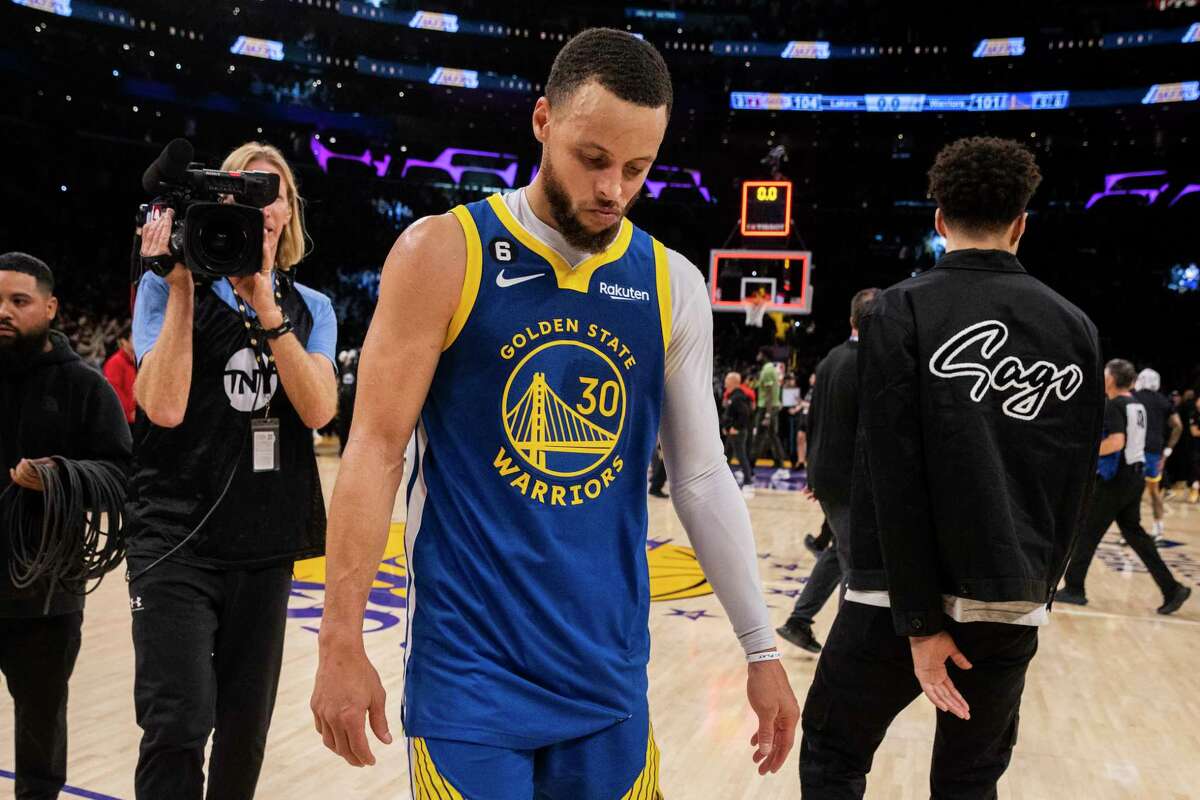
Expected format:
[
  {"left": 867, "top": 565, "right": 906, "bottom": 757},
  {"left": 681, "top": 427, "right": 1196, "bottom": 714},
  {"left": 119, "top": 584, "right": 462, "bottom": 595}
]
[{"left": 800, "top": 138, "right": 1104, "bottom": 799}]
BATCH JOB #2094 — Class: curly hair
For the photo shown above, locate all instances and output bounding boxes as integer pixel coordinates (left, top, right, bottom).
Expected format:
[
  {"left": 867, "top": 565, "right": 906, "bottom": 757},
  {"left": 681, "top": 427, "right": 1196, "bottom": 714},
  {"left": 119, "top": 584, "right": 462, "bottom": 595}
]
[
  {"left": 927, "top": 137, "right": 1042, "bottom": 234},
  {"left": 546, "top": 28, "right": 672, "bottom": 113}
]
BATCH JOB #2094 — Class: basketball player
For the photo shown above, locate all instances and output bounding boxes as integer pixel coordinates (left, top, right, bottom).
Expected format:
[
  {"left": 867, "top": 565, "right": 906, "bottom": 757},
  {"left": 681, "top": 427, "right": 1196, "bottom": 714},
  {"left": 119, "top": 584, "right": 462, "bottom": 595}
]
[
  {"left": 800, "top": 138, "right": 1104, "bottom": 798},
  {"left": 311, "top": 29, "right": 798, "bottom": 798},
  {"left": 1132, "top": 368, "right": 1182, "bottom": 541},
  {"left": 1058, "top": 360, "right": 1191, "bottom": 614}
]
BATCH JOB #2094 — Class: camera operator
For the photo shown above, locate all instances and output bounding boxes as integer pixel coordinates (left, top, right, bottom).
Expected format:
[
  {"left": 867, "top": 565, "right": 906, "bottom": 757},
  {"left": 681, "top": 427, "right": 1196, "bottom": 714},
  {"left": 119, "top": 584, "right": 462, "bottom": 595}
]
[
  {"left": 125, "top": 142, "right": 337, "bottom": 800},
  {"left": 1, "top": 252, "right": 131, "bottom": 800}
]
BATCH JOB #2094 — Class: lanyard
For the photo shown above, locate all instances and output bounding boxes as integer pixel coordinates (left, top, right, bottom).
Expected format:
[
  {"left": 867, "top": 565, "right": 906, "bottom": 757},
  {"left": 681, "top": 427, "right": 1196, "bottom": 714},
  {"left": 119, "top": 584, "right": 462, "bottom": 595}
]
[{"left": 228, "top": 278, "right": 282, "bottom": 420}]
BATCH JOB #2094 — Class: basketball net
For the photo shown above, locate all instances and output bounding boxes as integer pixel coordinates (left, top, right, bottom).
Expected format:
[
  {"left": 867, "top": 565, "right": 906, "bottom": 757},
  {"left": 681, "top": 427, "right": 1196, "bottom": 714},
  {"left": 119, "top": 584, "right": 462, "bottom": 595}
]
[{"left": 744, "top": 294, "right": 769, "bottom": 327}]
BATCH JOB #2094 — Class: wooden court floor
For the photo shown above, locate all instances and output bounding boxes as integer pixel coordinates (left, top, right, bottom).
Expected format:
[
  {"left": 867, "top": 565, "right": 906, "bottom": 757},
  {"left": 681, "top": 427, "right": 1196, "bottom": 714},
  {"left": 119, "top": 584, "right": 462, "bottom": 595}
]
[{"left": 2, "top": 453, "right": 1198, "bottom": 799}]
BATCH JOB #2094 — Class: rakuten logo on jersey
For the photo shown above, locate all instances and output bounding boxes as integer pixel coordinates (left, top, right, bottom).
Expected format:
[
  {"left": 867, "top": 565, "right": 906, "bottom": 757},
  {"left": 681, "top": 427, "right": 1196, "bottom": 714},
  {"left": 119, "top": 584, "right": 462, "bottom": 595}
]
[
  {"left": 928, "top": 320, "right": 1083, "bottom": 421},
  {"left": 599, "top": 282, "right": 650, "bottom": 303}
]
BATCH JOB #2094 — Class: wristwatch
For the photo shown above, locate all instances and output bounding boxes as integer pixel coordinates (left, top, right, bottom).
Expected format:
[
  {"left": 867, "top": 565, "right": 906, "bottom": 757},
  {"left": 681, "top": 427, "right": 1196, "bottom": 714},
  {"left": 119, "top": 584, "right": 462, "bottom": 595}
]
[{"left": 261, "top": 314, "right": 294, "bottom": 340}]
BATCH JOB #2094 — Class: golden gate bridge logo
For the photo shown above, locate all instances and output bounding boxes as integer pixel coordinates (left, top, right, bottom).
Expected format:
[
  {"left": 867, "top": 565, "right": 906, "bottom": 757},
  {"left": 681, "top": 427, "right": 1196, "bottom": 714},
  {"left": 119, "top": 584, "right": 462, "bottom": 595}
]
[{"left": 502, "top": 340, "right": 626, "bottom": 478}]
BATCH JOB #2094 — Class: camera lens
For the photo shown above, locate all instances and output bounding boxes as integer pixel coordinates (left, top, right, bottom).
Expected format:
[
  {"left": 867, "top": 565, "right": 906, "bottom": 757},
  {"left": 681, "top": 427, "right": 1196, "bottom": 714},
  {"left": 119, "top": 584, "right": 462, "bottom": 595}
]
[
  {"left": 198, "top": 217, "right": 247, "bottom": 264},
  {"left": 183, "top": 202, "right": 264, "bottom": 277}
]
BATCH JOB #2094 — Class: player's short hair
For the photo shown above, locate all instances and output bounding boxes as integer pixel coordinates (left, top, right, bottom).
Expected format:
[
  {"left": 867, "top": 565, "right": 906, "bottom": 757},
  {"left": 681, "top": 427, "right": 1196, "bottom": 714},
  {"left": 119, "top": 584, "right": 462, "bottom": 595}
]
[
  {"left": 0, "top": 251, "right": 54, "bottom": 294},
  {"left": 546, "top": 28, "right": 673, "bottom": 114},
  {"left": 927, "top": 137, "right": 1042, "bottom": 234},
  {"left": 850, "top": 287, "right": 880, "bottom": 330},
  {"left": 1105, "top": 359, "right": 1138, "bottom": 390}
]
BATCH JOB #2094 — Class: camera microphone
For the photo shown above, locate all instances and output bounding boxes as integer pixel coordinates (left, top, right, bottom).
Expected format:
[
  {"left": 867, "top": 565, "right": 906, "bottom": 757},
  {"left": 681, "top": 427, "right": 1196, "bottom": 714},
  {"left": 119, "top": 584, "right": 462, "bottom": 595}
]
[{"left": 142, "top": 138, "right": 195, "bottom": 193}]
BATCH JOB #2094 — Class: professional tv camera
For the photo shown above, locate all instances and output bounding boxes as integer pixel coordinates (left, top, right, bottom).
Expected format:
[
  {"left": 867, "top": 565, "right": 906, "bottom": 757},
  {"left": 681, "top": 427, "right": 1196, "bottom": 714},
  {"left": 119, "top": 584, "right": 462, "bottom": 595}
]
[{"left": 138, "top": 138, "right": 280, "bottom": 278}]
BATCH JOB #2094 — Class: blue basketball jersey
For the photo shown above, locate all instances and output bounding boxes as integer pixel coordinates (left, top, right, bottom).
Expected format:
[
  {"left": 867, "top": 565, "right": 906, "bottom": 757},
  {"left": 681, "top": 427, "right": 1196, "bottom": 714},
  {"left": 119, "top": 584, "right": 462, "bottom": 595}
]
[{"left": 402, "top": 193, "right": 672, "bottom": 749}]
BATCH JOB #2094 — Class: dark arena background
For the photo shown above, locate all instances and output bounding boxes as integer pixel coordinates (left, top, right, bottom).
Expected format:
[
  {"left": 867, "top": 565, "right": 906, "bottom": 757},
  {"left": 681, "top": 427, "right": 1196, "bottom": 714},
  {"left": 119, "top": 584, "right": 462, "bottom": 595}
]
[{"left": 1, "top": 1, "right": 1199, "bottom": 798}]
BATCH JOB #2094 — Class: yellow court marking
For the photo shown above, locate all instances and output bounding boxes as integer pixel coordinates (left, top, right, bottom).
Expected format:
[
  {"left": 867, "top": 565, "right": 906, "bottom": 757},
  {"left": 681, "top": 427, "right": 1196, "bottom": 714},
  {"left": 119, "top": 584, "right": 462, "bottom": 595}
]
[
  {"left": 294, "top": 527, "right": 712, "bottom": 603},
  {"left": 293, "top": 522, "right": 407, "bottom": 586}
]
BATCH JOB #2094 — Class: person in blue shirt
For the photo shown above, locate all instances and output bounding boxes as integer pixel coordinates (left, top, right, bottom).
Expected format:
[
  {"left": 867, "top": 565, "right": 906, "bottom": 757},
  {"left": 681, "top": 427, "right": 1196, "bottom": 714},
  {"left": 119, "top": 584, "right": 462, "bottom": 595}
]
[{"left": 127, "top": 141, "right": 337, "bottom": 800}]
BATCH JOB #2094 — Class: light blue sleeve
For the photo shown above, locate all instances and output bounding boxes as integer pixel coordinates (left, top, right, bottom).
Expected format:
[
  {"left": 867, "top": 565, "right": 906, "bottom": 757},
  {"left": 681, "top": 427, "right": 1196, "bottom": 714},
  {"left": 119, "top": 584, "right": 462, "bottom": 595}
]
[
  {"left": 297, "top": 283, "right": 338, "bottom": 371},
  {"left": 132, "top": 271, "right": 170, "bottom": 365}
]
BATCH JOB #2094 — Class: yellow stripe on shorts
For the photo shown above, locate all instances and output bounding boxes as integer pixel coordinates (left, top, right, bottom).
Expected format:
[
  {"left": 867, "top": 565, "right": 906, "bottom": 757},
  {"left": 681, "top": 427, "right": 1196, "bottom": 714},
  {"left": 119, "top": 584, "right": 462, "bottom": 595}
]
[
  {"left": 409, "top": 737, "right": 465, "bottom": 800},
  {"left": 619, "top": 724, "right": 663, "bottom": 800}
]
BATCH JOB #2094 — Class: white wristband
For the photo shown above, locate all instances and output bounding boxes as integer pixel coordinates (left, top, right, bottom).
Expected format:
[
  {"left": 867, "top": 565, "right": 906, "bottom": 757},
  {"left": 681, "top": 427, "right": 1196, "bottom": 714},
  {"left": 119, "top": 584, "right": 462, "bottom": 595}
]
[
  {"left": 1163, "top": 447, "right": 1173, "bottom": 460},
  {"left": 747, "top": 650, "right": 782, "bottom": 664}
]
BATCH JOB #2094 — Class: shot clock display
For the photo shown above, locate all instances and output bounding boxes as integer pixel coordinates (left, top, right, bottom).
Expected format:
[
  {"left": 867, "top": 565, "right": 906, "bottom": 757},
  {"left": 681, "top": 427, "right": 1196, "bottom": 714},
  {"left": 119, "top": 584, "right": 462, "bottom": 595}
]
[{"left": 740, "top": 180, "right": 792, "bottom": 237}]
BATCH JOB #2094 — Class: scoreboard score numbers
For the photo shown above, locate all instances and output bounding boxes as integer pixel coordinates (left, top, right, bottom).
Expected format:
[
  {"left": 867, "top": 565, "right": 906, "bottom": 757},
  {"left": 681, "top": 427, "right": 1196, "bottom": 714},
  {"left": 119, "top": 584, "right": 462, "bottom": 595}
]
[{"left": 740, "top": 180, "right": 793, "bottom": 237}]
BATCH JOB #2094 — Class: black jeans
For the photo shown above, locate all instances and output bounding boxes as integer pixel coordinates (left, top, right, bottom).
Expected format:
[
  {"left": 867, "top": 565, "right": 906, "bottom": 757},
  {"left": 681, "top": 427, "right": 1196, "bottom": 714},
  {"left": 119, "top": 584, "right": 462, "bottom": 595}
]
[
  {"left": 128, "top": 557, "right": 293, "bottom": 800},
  {"left": 0, "top": 611, "right": 82, "bottom": 800},
  {"left": 1063, "top": 468, "right": 1180, "bottom": 600},
  {"left": 800, "top": 602, "right": 1038, "bottom": 799},
  {"left": 727, "top": 429, "right": 754, "bottom": 485},
  {"left": 649, "top": 448, "right": 667, "bottom": 493},
  {"left": 751, "top": 407, "right": 787, "bottom": 468},
  {"left": 787, "top": 501, "right": 849, "bottom": 628}
]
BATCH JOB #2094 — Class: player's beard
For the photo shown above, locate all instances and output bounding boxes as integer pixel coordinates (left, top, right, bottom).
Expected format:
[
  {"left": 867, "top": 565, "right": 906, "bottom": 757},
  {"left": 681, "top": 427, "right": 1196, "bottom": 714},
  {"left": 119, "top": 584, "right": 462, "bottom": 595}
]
[
  {"left": 0, "top": 321, "right": 50, "bottom": 370},
  {"left": 541, "top": 156, "right": 639, "bottom": 253}
]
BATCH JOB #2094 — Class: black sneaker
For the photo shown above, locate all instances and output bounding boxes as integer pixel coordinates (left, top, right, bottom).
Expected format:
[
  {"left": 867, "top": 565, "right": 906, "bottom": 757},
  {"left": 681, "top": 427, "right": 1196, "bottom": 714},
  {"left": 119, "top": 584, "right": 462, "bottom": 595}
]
[
  {"left": 803, "top": 534, "right": 827, "bottom": 555},
  {"left": 1055, "top": 588, "right": 1088, "bottom": 606},
  {"left": 1158, "top": 584, "right": 1192, "bottom": 616},
  {"left": 776, "top": 622, "right": 822, "bottom": 653}
]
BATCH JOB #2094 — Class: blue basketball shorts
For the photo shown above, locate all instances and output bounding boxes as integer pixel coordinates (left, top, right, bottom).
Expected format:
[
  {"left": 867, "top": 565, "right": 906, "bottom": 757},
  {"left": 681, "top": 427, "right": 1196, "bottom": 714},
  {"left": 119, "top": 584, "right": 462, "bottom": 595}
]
[{"left": 407, "top": 703, "right": 661, "bottom": 800}]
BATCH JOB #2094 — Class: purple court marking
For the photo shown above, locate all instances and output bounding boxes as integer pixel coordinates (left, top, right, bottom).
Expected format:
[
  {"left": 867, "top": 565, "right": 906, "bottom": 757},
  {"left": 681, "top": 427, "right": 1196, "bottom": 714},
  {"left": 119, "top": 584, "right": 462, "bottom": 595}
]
[
  {"left": 310, "top": 135, "right": 392, "bottom": 177},
  {"left": 766, "top": 588, "right": 802, "bottom": 598},
  {"left": 667, "top": 608, "right": 717, "bottom": 621},
  {"left": 0, "top": 770, "right": 121, "bottom": 800},
  {"left": 399, "top": 147, "right": 520, "bottom": 187}
]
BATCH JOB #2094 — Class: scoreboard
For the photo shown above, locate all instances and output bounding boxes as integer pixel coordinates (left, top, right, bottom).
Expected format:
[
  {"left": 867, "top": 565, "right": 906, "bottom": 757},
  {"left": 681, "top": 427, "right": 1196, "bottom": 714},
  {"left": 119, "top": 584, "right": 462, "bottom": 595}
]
[{"left": 740, "top": 180, "right": 793, "bottom": 237}]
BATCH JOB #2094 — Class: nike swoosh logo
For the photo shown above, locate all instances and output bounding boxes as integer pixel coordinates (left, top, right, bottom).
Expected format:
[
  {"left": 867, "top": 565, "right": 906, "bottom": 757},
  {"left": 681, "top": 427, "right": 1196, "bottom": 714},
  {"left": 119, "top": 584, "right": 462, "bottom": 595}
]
[{"left": 496, "top": 270, "right": 545, "bottom": 288}]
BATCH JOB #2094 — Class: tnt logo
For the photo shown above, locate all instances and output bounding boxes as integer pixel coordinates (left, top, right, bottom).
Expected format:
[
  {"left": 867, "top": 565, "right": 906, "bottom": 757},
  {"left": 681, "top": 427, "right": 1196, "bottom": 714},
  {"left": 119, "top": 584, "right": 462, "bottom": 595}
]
[{"left": 223, "top": 348, "right": 278, "bottom": 413}]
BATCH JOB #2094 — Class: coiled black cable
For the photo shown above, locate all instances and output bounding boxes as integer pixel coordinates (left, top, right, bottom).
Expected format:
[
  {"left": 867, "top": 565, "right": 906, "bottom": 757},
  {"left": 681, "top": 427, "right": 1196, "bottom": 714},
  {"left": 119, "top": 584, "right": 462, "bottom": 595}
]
[{"left": 1, "top": 457, "right": 127, "bottom": 614}]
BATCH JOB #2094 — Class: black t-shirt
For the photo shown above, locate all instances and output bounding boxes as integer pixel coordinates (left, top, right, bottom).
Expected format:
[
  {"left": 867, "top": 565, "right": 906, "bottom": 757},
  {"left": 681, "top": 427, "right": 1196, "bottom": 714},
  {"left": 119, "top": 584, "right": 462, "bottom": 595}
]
[
  {"left": 1104, "top": 394, "right": 1147, "bottom": 468},
  {"left": 1132, "top": 389, "right": 1172, "bottom": 454}
]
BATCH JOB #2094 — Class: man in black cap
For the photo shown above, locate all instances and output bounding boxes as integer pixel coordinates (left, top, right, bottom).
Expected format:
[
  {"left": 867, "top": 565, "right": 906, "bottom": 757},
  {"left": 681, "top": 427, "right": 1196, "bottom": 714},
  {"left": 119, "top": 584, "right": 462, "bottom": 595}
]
[{"left": 1, "top": 252, "right": 131, "bottom": 799}]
